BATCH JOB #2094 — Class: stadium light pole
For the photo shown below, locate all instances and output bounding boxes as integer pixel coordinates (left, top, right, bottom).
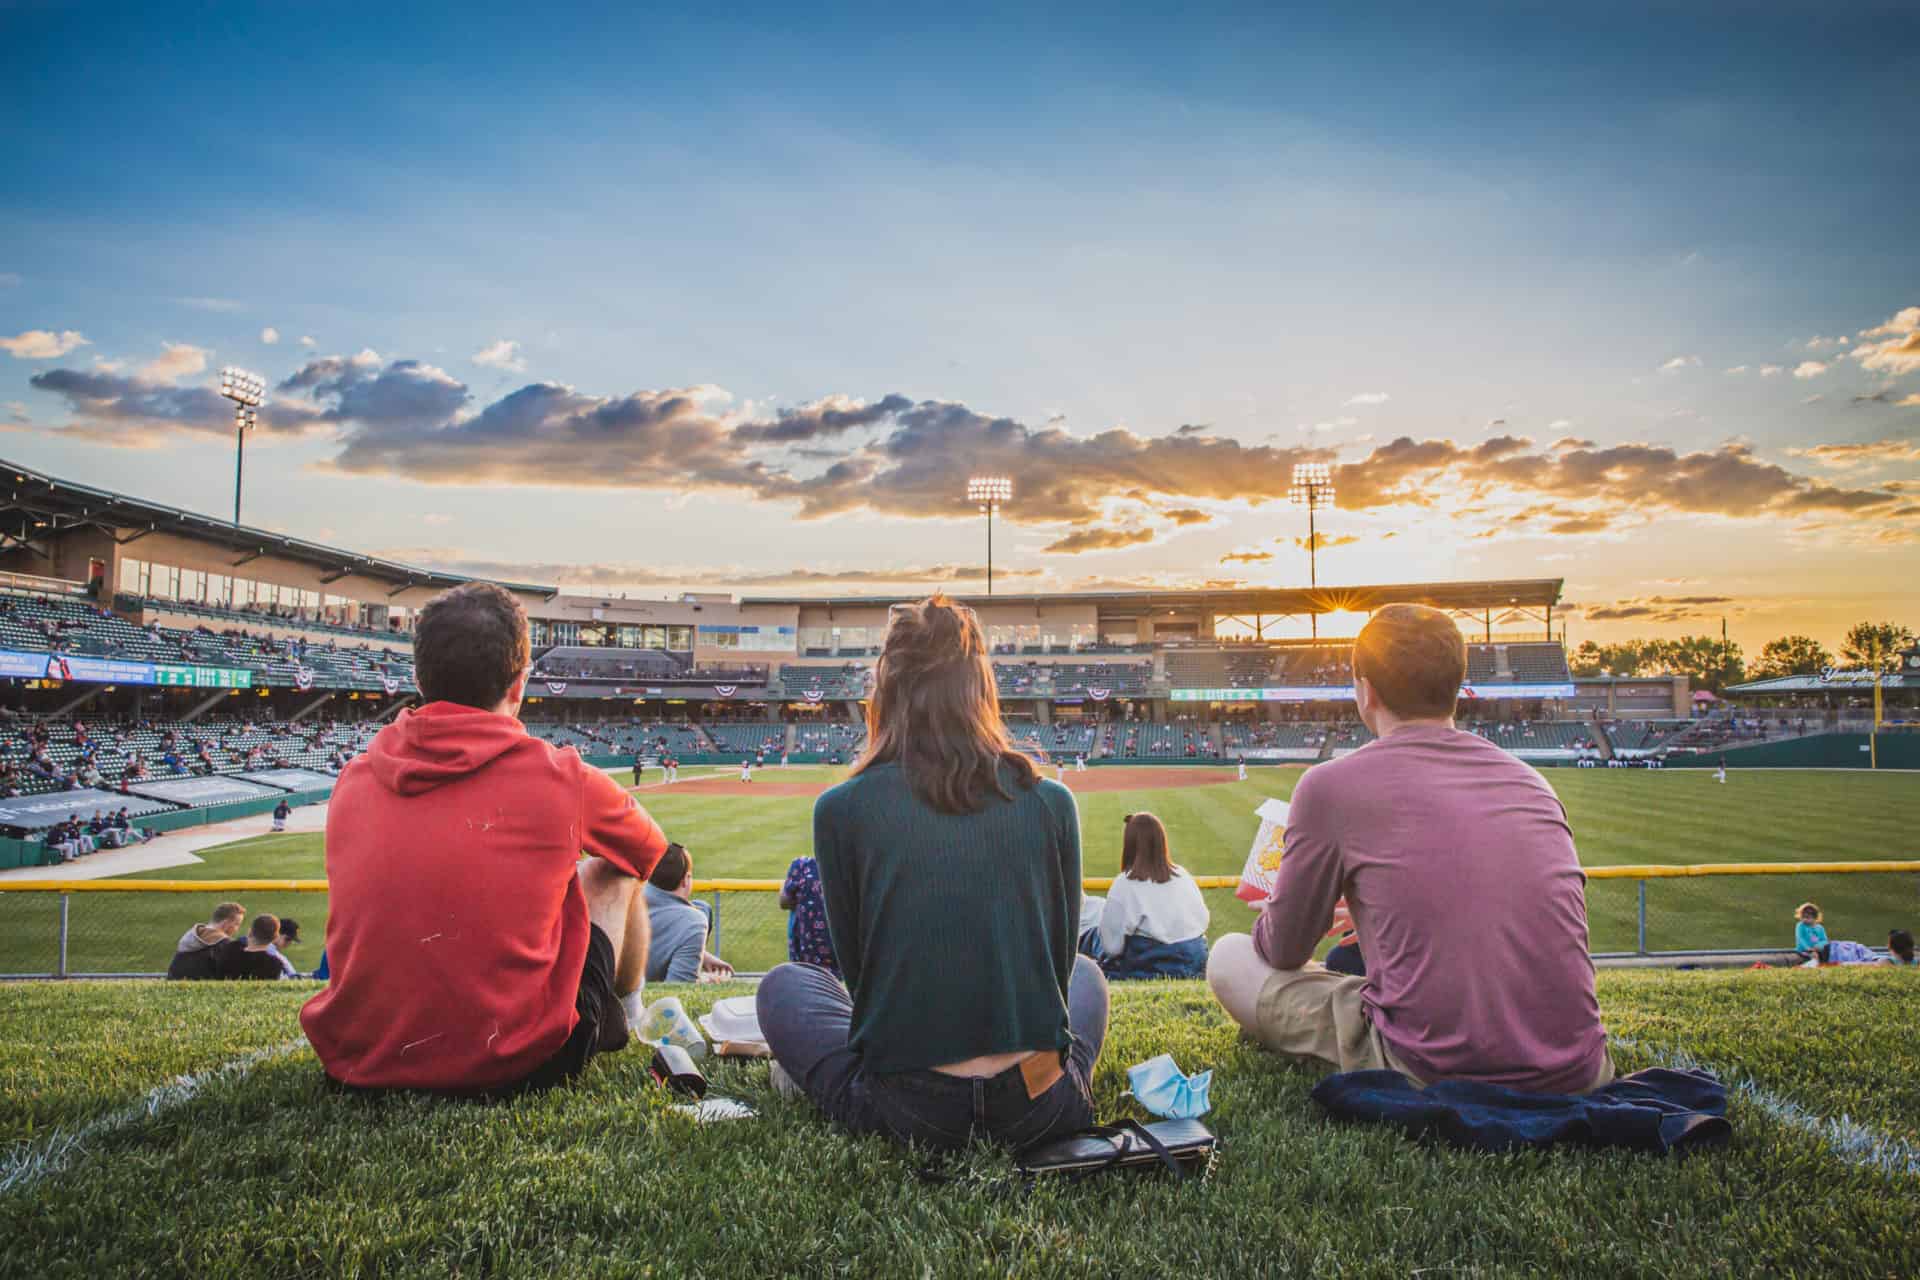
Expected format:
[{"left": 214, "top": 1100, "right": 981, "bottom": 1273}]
[
  {"left": 1289, "top": 462, "right": 1336, "bottom": 639},
  {"left": 966, "top": 476, "right": 1013, "bottom": 596},
  {"left": 219, "top": 368, "right": 266, "bottom": 527}
]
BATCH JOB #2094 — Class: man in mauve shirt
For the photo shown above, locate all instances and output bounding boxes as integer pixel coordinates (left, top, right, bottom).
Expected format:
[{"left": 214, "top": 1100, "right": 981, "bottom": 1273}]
[
  {"left": 1207, "top": 604, "right": 1612, "bottom": 1095},
  {"left": 302, "top": 582, "right": 669, "bottom": 1096}
]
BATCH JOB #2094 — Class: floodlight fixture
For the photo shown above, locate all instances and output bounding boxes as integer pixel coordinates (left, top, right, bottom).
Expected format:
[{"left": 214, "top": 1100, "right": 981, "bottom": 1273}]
[
  {"left": 1287, "top": 462, "right": 1341, "bottom": 635},
  {"left": 219, "top": 366, "right": 268, "bottom": 526},
  {"left": 965, "top": 476, "right": 1013, "bottom": 595}
]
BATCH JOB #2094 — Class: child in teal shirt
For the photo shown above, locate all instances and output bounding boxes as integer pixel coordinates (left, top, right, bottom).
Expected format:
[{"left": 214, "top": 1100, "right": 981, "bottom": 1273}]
[{"left": 1794, "top": 902, "right": 1830, "bottom": 964}]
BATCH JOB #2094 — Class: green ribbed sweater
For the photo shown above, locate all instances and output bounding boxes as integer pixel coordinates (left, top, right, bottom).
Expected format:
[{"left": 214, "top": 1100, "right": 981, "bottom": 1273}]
[{"left": 813, "top": 761, "right": 1082, "bottom": 1074}]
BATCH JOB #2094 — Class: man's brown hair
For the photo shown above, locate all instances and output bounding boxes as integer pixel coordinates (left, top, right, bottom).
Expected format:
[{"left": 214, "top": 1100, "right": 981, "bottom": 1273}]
[
  {"left": 1120, "top": 812, "right": 1176, "bottom": 884},
  {"left": 1352, "top": 603, "right": 1466, "bottom": 719},
  {"left": 211, "top": 901, "right": 245, "bottom": 926},
  {"left": 248, "top": 913, "right": 280, "bottom": 946},
  {"left": 413, "top": 582, "right": 530, "bottom": 710},
  {"left": 649, "top": 842, "right": 690, "bottom": 892},
  {"left": 853, "top": 594, "right": 1038, "bottom": 814}
]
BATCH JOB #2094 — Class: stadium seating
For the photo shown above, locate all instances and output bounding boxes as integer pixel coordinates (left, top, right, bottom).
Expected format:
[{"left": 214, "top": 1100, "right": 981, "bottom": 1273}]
[
  {"left": 0, "top": 714, "right": 373, "bottom": 803},
  {"left": 1101, "top": 720, "right": 1215, "bottom": 760},
  {"left": 1218, "top": 721, "right": 1330, "bottom": 752},
  {"left": 1504, "top": 644, "right": 1573, "bottom": 682},
  {"left": 703, "top": 722, "right": 788, "bottom": 760},
  {"left": 1275, "top": 646, "right": 1352, "bottom": 685},
  {"left": 1466, "top": 719, "right": 1596, "bottom": 756},
  {"left": 776, "top": 666, "right": 870, "bottom": 699},
  {"left": 116, "top": 594, "right": 412, "bottom": 648},
  {"left": 530, "top": 646, "right": 768, "bottom": 687},
  {"left": 1604, "top": 720, "right": 1692, "bottom": 755},
  {"left": 790, "top": 722, "right": 864, "bottom": 759}
]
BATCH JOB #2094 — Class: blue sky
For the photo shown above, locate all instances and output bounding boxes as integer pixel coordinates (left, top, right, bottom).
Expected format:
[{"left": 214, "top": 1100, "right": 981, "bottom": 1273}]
[{"left": 3, "top": 2, "right": 1916, "bottom": 648}]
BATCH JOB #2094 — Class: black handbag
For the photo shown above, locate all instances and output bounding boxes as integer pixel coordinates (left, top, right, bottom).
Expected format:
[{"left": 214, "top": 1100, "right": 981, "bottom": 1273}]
[{"left": 1016, "top": 1118, "right": 1217, "bottom": 1181}]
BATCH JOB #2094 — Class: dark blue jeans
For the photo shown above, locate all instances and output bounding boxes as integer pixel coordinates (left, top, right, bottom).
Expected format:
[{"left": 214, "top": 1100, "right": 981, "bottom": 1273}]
[{"left": 756, "top": 957, "right": 1108, "bottom": 1151}]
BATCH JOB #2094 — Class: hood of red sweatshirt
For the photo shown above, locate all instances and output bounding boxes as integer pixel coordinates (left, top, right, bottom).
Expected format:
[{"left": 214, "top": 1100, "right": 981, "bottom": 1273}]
[{"left": 363, "top": 702, "right": 530, "bottom": 796}]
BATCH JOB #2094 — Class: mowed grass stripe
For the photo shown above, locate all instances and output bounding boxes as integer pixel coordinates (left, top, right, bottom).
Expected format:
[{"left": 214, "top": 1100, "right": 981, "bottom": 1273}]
[{"left": 3, "top": 974, "right": 1919, "bottom": 1278}]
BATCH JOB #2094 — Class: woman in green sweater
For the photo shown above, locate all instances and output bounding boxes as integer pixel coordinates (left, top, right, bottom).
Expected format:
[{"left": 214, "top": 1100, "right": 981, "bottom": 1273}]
[{"left": 756, "top": 594, "right": 1108, "bottom": 1150}]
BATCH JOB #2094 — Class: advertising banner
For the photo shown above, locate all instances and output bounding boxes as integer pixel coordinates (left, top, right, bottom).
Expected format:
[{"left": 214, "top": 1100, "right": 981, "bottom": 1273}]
[
  {"left": 1172, "top": 682, "right": 1575, "bottom": 703},
  {"left": 0, "top": 648, "right": 254, "bottom": 689}
]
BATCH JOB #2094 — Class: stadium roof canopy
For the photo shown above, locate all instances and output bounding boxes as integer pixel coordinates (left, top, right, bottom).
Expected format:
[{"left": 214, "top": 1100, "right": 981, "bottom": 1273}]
[
  {"left": 0, "top": 457, "right": 558, "bottom": 597},
  {"left": 745, "top": 578, "right": 1565, "bottom": 617},
  {"left": 1727, "top": 672, "right": 1918, "bottom": 694}
]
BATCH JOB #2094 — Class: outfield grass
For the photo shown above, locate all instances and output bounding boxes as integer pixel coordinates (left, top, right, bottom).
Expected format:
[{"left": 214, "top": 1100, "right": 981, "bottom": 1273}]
[
  {"left": 6, "top": 764, "right": 1914, "bottom": 975},
  {"left": 3, "top": 972, "right": 1918, "bottom": 1277}
]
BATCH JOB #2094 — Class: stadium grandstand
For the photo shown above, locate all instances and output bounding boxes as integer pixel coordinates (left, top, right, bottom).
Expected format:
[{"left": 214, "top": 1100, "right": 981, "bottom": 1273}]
[{"left": 0, "top": 455, "right": 1704, "bottom": 860}]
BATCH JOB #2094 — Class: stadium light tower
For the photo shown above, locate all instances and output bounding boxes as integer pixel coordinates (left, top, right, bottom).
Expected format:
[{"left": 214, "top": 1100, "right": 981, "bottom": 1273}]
[
  {"left": 219, "top": 367, "right": 266, "bottom": 526},
  {"left": 966, "top": 476, "right": 1013, "bottom": 595},
  {"left": 1289, "top": 462, "right": 1336, "bottom": 639}
]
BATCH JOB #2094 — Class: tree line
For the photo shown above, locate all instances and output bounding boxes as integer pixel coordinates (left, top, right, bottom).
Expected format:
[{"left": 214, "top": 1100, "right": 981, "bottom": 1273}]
[{"left": 1568, "top": 621, "right": 1915, "bottom": 692}]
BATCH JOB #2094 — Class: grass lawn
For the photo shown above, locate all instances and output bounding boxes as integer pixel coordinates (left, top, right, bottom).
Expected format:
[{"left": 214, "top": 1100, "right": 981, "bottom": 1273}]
[
  {"left": 3, "top": 972, "right": 1918, "bottom": 1277},
  {"left": 3, "top": 765, "right": 1914, "bottom": 975}
]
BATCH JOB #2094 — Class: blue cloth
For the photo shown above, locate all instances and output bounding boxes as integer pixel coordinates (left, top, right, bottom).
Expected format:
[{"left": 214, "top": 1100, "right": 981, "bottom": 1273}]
[
  {"left": 1796, "top": 921, "right": 1828, "bottom": 952},
  {"left": 1099, "top": 935, "right": 1208, "bottom": 980},
  {"left": 1311, "top": 1067, "right": 1730, "bottom": 1156}
]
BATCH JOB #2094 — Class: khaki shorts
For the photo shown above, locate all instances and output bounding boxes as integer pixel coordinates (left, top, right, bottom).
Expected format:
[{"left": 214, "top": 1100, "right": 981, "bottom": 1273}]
[{"left": 1249, "top": 963, "right": 1616, "bottom": 1094}]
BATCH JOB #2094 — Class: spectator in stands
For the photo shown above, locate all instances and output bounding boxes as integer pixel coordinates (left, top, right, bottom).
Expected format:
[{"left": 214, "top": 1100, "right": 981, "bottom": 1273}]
[
  {"left": 1084, "top": 812, "right": 1210, "bottom": 979},
  {"left": 168, "top": 902, "right": 246, "bottom": 980},
  {"left": 779, "top": 853, "right": 839, "bottom": 976},
  {"left": 642, "top": 842, "right": 733, "bottom": 983},
  {"left": 1208, "top": 603, "right": 1613, "bottom": 1095},
  {"left": 218, "top": 913, "right": 298, "bottom": 980},
  {"left": 757, "top": 594, "right": 1106, "bottom": 1151},
  {"left": 301, "top": 582, "right": 671, "bottom": 1097}
]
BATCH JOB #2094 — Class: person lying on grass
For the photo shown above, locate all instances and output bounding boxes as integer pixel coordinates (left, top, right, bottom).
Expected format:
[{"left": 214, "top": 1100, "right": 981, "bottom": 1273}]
[
  {"left": 301, "top": 582, "right": 671, "bottom": 1097},
  {"left": 1208, "top": 603, "right": 1614, "bottom": 1096},
  {"left": 758, "top": 594, "right": 1108, "bottom": 1150}
]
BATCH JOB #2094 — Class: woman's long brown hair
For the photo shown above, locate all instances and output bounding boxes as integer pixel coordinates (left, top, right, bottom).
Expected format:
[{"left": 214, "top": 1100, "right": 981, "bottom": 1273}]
[
  {"left": 851, "top": 594, "right": 1038, "bottom": 814},
  {"left": 1120, "top": 811, "right": 1176, "bottom": 883}
]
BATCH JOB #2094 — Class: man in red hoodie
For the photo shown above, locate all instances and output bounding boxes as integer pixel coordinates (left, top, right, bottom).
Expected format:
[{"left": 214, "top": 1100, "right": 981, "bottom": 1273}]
[{"left": 302, "top": 583, "right": 668, "bottom": 1095}]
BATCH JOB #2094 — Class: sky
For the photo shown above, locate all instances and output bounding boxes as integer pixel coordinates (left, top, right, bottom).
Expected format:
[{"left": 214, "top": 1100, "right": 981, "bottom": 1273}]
[{"left": 3, "top": 1, "right": 1916, "bottom": 653}]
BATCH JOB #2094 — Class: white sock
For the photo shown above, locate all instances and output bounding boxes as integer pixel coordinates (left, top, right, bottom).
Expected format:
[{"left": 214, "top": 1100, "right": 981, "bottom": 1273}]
[{"left": 622, "top": 986, "right": 648, "bottom": 1026}]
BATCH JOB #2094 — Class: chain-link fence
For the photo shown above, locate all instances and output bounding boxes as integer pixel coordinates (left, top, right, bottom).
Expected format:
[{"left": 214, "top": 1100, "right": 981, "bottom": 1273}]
[{"left": 3, "top": 865, "right": 1915, "bottom": 977}]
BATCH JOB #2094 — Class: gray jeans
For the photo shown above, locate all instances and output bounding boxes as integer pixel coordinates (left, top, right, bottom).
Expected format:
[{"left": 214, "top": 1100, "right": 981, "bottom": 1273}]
[{"left": 756, "top": 957, "right": 1109, "bottom": 1151}]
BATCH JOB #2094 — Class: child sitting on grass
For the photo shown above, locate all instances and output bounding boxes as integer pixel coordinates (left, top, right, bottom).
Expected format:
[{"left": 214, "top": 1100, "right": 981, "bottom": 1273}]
[
  {"left": 780, "top": 854, "right": 839, "bottom": 977},
  {"left": 1886, "top": 929, "right": 1916, "bottom": 967},
  {"left": 1794, "top": 903, "right": 1830, "bottom": 965}
]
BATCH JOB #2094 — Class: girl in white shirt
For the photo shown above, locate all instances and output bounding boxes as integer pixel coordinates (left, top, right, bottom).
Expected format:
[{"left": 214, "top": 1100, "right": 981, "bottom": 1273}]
[{"left": 1095, "top": 812, "right": 1211, "bottom": 979}]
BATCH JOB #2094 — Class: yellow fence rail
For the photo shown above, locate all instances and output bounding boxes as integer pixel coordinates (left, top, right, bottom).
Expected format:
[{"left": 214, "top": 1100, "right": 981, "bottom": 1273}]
[{"left": 3, "top": 862, "right": 1915, "bottom": 977}]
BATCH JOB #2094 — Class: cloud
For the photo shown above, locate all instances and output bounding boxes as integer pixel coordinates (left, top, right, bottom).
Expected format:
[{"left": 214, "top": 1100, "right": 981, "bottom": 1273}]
[
  {"left": 1344, "top": 392, "right": 1391, "bottom": 406},
  {"left": 1859, "top": 307, "right": 1920, "bottom": 339},
  {"left": 1759, "top": 365, "right": 1783, "bottom": 377},
  {"left": 1786, "top": 438, "right": 1920, "bottom": 469},
  {"left": 1850, "top": 306, "right": 1920, "bottom": 376},
  {"left": 1582, "top": 594, "right": 1737, "bottom": 623},
  {"left": 1793, "top": 360, "right": 1830, "bottom": 379},
  {"left": 472, "top": 339, "right": 526, "bottom": 373},
  {"left": 1659, "top": 355, "right": 1701, "bottom": 371},
  {"left": 281, "top": 353, "right": 470, "bottom": 430},
  {"left": 1724, "top": 366, "right": 1749, "bottom": 375},
  {"left": 1, "top": 329, "right": 89, "bottom": 360},
  {"left": 1219, "top": 550, "right": 1274, "bottom": 565},
  {"left": 1901, "top": 394, "right": 1920, "bottom": 408},
  {"left": 1041, "top": 526, "right": 1155, "bottom": 554},
  {"left": 260, "top": 327, "right": 280, "bottom": 345},
  {"left": 1329, "top": 433, "right": 1903, "bottom": 533},
  {"left": 1162, "top": 508, "right": 1212, "bottom": 526},
  {"left": 27, "top": 366, "right": 325, "bottom": 441},
  {"left": 731, "top": 394, "right": 911, "bottom": 445},
  {"left": 299, "top": 335, "right": 316, "bottom": 347},
  {"left": 4, "top": 400, "right": 27, "bottom": 425},
  {"left": 176, "top": 296, "right": 245, "bottom": 313},
  {"left": 137, "top": 342, "right": 209, "bottom": 385},
  {"left": 1804, "top": 336, "right": 1839, "bottom": 350},
  {"left": 1288, "top": 532, "right": 1360, "bottom": 551}
]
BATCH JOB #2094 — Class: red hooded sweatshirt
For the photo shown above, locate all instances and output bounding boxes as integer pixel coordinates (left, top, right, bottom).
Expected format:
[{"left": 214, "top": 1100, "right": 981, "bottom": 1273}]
[{"left": 300, "top": 703, "right": 666, "bottom": 1090}]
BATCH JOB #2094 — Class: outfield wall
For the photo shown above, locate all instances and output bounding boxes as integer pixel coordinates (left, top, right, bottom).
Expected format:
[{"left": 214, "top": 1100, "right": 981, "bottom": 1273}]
[{"left": 1665, "top": 733, "right": 1920, "bottom": 770}]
